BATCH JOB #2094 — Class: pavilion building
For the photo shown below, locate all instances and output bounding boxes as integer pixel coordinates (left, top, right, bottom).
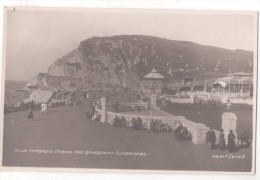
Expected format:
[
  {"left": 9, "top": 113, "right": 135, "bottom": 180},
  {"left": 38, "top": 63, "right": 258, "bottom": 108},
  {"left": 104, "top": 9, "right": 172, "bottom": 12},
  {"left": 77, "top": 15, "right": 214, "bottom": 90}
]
[
  {"left": 141, "top": 68, "right": 167, "bottom": 95},
  {"left": 212, "top": 72, "right": 253, "bottom": 97}
]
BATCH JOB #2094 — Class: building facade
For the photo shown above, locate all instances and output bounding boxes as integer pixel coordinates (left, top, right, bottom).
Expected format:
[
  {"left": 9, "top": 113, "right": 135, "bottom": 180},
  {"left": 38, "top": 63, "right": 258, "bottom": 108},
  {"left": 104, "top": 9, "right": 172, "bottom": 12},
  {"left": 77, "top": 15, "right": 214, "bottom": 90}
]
[{"left": 212, "top": 72, "right": 253, "bottom": 96}]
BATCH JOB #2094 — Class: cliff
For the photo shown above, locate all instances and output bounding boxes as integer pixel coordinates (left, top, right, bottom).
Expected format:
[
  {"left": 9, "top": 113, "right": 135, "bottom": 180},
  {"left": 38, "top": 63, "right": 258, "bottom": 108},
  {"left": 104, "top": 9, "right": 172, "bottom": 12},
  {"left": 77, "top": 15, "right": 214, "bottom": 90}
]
[{"left": 27, "top": 35, "right": 254, "bottom": 90}]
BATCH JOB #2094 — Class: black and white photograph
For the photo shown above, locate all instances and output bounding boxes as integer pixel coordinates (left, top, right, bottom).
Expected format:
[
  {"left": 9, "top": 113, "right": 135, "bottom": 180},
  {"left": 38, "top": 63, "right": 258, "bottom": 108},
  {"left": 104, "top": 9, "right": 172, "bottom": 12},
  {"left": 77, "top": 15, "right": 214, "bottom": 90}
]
[{"left": 0, "top": 7, "right": 257, "bottom": 173}]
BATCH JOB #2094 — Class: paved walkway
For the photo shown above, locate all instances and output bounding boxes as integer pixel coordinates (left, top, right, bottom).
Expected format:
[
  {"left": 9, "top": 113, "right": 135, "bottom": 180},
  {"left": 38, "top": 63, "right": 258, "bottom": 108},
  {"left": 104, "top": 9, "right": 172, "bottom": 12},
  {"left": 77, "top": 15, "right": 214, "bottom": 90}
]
[{"left": 2, "top": 104, "right": 252, "bottom": 172}]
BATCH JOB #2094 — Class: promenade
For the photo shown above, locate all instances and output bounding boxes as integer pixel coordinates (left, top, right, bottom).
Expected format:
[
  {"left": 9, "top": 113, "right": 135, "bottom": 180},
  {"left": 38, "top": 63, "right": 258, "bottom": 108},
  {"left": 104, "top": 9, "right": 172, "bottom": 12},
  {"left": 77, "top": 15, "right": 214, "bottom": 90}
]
[{"left": 2, "top": 103, "right": 252, "bottom": 172}]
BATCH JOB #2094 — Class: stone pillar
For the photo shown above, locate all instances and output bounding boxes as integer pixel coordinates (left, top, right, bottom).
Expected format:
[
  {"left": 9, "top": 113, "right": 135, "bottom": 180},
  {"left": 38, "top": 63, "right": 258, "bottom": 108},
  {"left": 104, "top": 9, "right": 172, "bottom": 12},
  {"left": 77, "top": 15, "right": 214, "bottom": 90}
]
[
  {"left": 151, "top": 94, "right": 157, "bottom": 107},
  {"left": 100, "top": 97, "right": 107, "bottom": 123},
  {"left": 192, "top": 123, "right": 208, "bottom": 144},
  {"left": 221, "top": 112, "right": 238, "bottom": 145},
  {"left": 189, "top": 93, "right": 194, "bottom": 104}
]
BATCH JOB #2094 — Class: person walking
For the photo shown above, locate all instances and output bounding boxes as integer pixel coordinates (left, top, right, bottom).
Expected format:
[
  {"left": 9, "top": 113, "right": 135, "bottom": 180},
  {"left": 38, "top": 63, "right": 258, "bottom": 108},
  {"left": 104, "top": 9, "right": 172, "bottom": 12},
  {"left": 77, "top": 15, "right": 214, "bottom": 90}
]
[
  {"left": 228, "top": 130, "right": 236, "bottom": 153},
  {"left": 27, "top": 108, "right": 34, "bottom": 121},
  {"left": 208, "top": 128, "right": 216, "bottom": 149},
  {"left": 219, "top": 129, "right": 226, "bottom": 150},
  {"left": 41, "top": 103, "right": 47, "bottom": 113}
]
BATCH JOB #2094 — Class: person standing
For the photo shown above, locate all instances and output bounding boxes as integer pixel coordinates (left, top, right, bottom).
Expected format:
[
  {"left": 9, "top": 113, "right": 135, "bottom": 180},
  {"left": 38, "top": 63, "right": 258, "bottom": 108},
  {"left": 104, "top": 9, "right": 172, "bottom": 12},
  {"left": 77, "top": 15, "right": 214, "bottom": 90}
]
[
  {"left": 114, "top": 102, "right": 119, "bottom": 113},
  {"left": 219, "top": 129, "right": 226, "bottom": 150},
  {"left": 206, "top": 130, "right": 210, "bottom": 144},
  {"left": 44, "top": 103, "right": 47, "bottom": 112},
  {"left": 208, "top": 128, "right": 216, "bottom": 149},
  {"left": 29, "top": 100, "right": 34, "bottom": 110},
  {"left": 239, "top": 131, "right": 249, "bottom": 148},
  {"left": 228, "top": 130, "right": 236, "bottom": 153},
  {"left": 73, "top": 96, "right": 76, "bottom": 107},
  {"left": 65, "top": 96, "right": 69, "bottom": 107},
  {"left": 150, "top": 120, "right": 155, "bottom": 132}
]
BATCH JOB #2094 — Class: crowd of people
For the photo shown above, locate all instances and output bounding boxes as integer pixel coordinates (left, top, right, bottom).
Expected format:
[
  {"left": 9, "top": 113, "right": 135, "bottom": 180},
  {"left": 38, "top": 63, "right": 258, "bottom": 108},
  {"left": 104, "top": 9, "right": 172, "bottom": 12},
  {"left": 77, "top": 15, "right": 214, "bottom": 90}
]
[
  {"left": 112, "top": 116, "right": 144, "bottom": 130},
  {"left": 174, "top": 123, "right": 192, "bottom": 141},
  {"left": 51, "top": 90, "right": 84, "bottom": 107},
  {"left": 111, "top": 116, "right": 177, "bottom": 133},
  {"left": 110, "top": 116, "right": 192, "bottom": 141},
  {"left": 113, "top": 116, "right": 128, "bottom": 128},
  {"left": 4, "top": 90, "right": 84, "bottom": 114},
  {"left": 110, "top": 114, "right": 251, "bottom": 151},
  {"left": 4, "top": 101, "right": 50, "bottom": 121},
  {"left": 206, "top": 128, "right": 251, "bottom": 152},
  {"left": 49, "top": 100, "right": 66, "bottom": 107},
  {"left": 238, "top": 131, "right": 252, "bottom": 148},
  {"left": 4, "top": 100, "right": 41, "bottom": 113},
  {"left": 83, "top": 103, "right": 102, "bottom": 122},
  {"left": 150, "top": 119, "right": 173, "bottom": 133}
]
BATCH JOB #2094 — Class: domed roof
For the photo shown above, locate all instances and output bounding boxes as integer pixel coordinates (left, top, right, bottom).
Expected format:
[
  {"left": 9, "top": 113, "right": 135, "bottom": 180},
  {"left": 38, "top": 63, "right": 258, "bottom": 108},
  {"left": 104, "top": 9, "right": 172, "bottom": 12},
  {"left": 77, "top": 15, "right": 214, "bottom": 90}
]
[
  {"left": 144, "top": 68, "right": 165, "bottom": 79},
  {"left": 213, "top": 75, "right": 253, "bottom": 87}
]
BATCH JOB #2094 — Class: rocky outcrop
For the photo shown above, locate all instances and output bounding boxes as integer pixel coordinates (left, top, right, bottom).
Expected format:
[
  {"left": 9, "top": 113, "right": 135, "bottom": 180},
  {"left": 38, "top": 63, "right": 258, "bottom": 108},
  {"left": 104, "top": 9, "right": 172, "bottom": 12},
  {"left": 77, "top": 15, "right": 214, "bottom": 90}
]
[
  {"left": 25, "top": 90, "right": 54, "bottom": 104},
  {"left": 24, "top": 73, "right": 48, "bottom": 90},
  {"left": 24, "top": 73, "right": 73, "bottom": 90},
  {"left": 47, "top": 37, "right": 143, "bottom": 88},
  {"left": 28, "top": 35, "right": 253, "bottom": 90}
]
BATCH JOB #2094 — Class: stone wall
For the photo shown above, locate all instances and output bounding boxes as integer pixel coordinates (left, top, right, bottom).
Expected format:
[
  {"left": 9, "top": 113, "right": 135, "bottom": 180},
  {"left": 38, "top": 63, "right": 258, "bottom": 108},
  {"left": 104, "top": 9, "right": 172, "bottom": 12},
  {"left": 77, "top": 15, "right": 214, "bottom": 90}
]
[{"left": 95, "top": 106, "right": 220, "bottom": 144}]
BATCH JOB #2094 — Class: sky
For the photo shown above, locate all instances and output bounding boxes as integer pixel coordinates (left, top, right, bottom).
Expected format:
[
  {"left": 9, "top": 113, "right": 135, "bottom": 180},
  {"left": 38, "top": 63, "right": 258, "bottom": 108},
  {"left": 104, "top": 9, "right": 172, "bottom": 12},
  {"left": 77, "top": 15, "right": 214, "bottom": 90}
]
[{"left": 4, "top": 8, "right": 257, "bottom": 81}]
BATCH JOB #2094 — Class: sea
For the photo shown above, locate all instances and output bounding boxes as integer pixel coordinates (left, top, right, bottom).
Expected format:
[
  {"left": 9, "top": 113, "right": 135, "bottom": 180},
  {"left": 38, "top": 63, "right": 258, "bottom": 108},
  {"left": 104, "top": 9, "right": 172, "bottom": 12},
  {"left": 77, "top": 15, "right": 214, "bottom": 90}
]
[{"left": 4, "top": 80, "right": 30, "bottom": 106}]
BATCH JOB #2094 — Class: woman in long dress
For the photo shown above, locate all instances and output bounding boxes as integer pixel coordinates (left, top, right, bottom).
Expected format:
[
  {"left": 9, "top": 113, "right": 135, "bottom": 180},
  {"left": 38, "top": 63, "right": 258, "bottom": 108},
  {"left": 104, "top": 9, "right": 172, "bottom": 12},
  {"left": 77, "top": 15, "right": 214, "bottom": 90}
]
[
  {"left": 27, "top": 108, "right": 34, "bottom": 121},
  {"left": 219, "top": 129, "right": 225, "bottom": 150},
  {"left": 228, "top": 130, "right": 236, "bottom": 152}
]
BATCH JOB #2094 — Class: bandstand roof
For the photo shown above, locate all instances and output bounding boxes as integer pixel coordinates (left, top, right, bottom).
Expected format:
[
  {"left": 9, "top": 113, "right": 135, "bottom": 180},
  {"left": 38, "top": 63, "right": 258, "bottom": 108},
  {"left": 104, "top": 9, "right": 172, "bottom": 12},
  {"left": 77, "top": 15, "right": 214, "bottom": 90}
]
[{"left": 143, "top": 68, "right": 165, "bottom": 79}]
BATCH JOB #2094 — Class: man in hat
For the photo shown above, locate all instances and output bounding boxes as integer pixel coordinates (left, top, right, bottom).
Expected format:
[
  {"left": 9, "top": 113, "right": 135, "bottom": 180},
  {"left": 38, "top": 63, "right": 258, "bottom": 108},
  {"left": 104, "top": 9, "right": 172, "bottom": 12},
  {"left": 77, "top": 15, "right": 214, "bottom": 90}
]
[
  {"left": 208, "top": 128, "right": 216, "bottom": 149},
  {"left": 219, "top": 129, "right": 225, "bottom": 150},
  {"left": 228, "top": 130, "right": 236, "bottom": 152}
]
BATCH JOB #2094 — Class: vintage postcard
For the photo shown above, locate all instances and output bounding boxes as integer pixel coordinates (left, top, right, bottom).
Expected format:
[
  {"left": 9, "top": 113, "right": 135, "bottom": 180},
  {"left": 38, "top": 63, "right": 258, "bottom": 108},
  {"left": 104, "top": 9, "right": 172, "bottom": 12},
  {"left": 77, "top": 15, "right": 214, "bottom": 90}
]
[{"left": 0, "top": 7, "right": 258, "bottom": 174}]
